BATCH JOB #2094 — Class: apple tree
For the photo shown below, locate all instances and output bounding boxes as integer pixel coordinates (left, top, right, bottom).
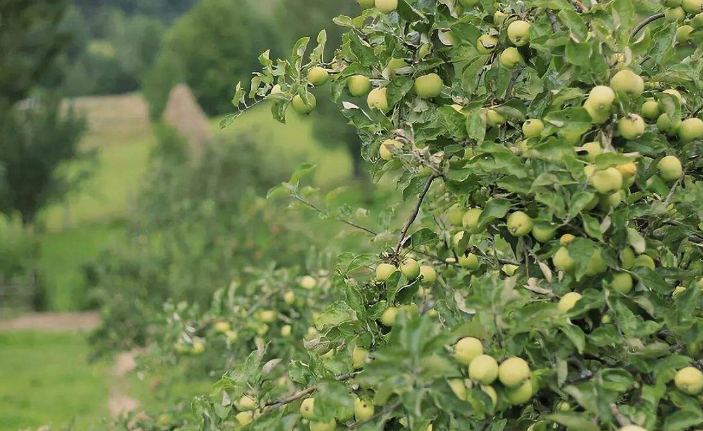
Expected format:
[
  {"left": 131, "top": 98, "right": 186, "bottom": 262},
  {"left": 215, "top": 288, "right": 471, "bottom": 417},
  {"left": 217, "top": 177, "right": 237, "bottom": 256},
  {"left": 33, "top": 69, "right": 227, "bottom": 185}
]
[{"left": 173, "top": 0, "right": 703, "bottom": 429}]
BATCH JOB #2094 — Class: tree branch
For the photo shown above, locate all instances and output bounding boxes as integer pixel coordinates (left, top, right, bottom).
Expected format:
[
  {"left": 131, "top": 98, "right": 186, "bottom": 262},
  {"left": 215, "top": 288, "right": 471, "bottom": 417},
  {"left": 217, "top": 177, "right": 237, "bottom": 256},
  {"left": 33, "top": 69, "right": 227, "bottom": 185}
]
[
  {"left": 262, "top": 372, "right": 360, "bottom": 413},
  {"left": 570, "top": 0, "right": 589, "bottom": 12},
  {"left": 631, "top": 13, "right": 665, "bottom": 38},
  {"left": 394, "top": 175, "right": 439, "bottom": 254},
  {"left": 293, "top": 194, "right": 379, "bottom": 236}
]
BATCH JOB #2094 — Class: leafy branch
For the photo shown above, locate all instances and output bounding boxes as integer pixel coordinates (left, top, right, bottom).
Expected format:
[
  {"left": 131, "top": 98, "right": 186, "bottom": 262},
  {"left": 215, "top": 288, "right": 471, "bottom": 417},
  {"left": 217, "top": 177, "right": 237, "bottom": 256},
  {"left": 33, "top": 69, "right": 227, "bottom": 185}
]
[
  {"left": 394, "top": 174, "right": 440, "bottom": 254},
  {"left": 261, "top": 371, "right": 361, "bottom": 413}
]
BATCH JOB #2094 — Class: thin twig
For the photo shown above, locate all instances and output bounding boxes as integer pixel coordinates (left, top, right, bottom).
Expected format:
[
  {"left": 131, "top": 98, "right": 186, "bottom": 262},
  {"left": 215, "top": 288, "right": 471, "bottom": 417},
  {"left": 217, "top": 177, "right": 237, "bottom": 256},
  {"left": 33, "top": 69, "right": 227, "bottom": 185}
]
[
  {"left": 394, "top": 175, "right": 439, "bottom": 254},
  {"left": 262, "top": 372, "right": 360, "bottom": 412},
  {"left": 293, "top": 194, "right": 378, "bottom": 236},
  {"left": 505, "top": 68, "right": 523, "bottom": 100},
  {"left": 631, "top": 13, "right": 665, "bottom": 38},
  {"left": 663, "top": 170, "right": 685, "bottom": 208}
]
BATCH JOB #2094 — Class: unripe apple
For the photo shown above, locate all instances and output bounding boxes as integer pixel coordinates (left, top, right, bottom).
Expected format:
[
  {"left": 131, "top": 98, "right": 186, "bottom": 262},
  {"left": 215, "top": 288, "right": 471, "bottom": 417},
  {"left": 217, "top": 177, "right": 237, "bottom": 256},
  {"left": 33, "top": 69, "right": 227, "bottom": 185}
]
[
  {"left": 499, "top": 357, "right": 530, "bottom": 387},
  {"left": 634, "top": 254, "right": 656, "bottom": 270},
  {"left": 675, "top": 366, "right": 703, "bottom": 395},
  {"left": 612, "top": 272, "right": 633, "bottom": 294},
  {"left": 658, "top": 155, "right": 683, "bottom": 182},
  {"left": 307, "top": 66, "right": 329, "bottom": 86},
  {"left": 354, "top": 397, "right": 375, "bottom": 421},
  {"left": 619, "top": 426, "right": 646, "bottom": 431},
  {"left": 459, "top": 0, "right": 480, "bottom": 7},
  {"left": 557, "top": 401, "right": 571, "bottom": 411},
  {"left": 419, "top": 265, "right": 437, "bottom": 283},
  {"left": 352, "top": 346, "right": 369, "bottom": 369},
  {"left": 448, "top": 378, "right": 467, "bottom": 400},
  {"left": 585, "top": 249, "right": 606, "bottom": 276},
  {"left": 477, "top": 35, "right": 499, "bottom": 54},
  {"left": 387, "top": 58, "right": 407, "bottom": 76},
  {"left": 300, "top": 398, "right": 315, "bottom": 419},
  {"left": 375, "top": 0, "right": 398, "bottom": 12},
  {"left": 507, "top": 211, "right": 533, "bottom": 237},
  {"left": 310, "top": 419, "right": 336, "bottom": 431},
  {"left": 400, "top": 258, "right": 421, "bottom": 279},
  {"left": 682, "top": 0, "right": 703, "bottom": 14},
  {"left": 379, "top": 139, "right": 402, "bottom": 160},
  {"left": 414, "top": 73, "right": 444, "bottom": 99},
  {"left": 462, "top": 208, "right": 484, "bottom": 233},
  {"left": 618, "top": 114, "right": 646, "bottom": 139},
  {"left": 581, "top": 141, "right": 602, "bottom": 162},
  {"left": 558, "top": 292, "right": 582, "bottom": 312},
  {"left": 664, "top": 88, "right": 684, "bottom": 104},
  {"left": 235, "top": 411, "right": 254, "bottom": 426},
  {"left": 588, "top": 85, "right": 616, "bottom": 110},
  {"left": 300, "top": 275, "right": 317, "bottom": 289},
  {"left": 676, "top": 25, "right": 695, "bottom": 43},
  {"left": 271, "top": 84, "right": 283, "bottom": 94},
  {"left": 486, "top": 109, "right": 506, "bottom": 127},
  {"left": 367, "top": 87, "right": 389, "bottom": 112},
  {"left": 376, "top": 263, "right": 397, "bottom": 281},
  {"left": 665, "top": 6, "right": 686, "bottom": 21},
  {"left": 356, "top": 0, "right": 375, "bottom": 8},
  {"left": 673, "top": 285, "right": 687, "bottom": 297},
  {"left": 468, "top": 354, "right": 499, "bottom": 385},
  {"left": 225, "top": 330, "right": 238, "bottom": 342},
  {"left": 522, "top": 119, "right": 544, "bottom": 138},
  {"left": 237, "top": 395, "right": 257, "bottom": 411},
  {"left": 455, "top": 337, "right": 484, "bottom": 365},
  {"left": 693, "top": 12, "right": 703, "bottom": 26},
  {"left": 584, "top": 99, "right": 611, "bottom": 124},
  {"left": 591, "top": 167, "right": 623, "bottom": 194},
  {"left": 620, "top": 247, "right": 635, "bottom": 269},
  {"left": 656, "top": 113, "right": 681, "bottom": 135},
  {"left": 458, "top": 253, "right": 480, "bottom": 270},
  {"left": 559, "top": 129, "right": 584, "bottom": 145},
  {"left": 259, "top": 310, "right": 277, "bottom": 323},
  {"left": 494, "top": 10, "right": 508, "bottom": 25},
  {"left": 348, "top": 75, "right": 371, "bottom": 97},
  {"left": 610, "top": 70, "right": 644, "bottom": 97},
  {"left": 531, "top": 224, "right": 556, "bottom": 243},
  {"left": 553, "top": 247, "right": 575, "bottom": 272},
  {"left": 598, "top": 191, "right": 622, "bottom": 211},
  {"left": 507, "top": 20, "right": 531, "bottom": 46},
  {"left": 499, "top": 47, "right": 522, "bottom": 68},
  {"left": 446, "top": 204, "right": 465, "bottom": 225},
  {"left": 678, "top": 118, "right": 703, "bottom": 142},
  {"left": 381, "top": 307, "right": 398, "bottom": 326},
  {"left": 641, "top": 99, "right": 661, "bottom": 120},
  {"left": 280, "top": 324, "right": 292, "bottom": 337},
  {"left": 214, "top": 321, "right": 230, "bottom": 333},
  {"left": 506, "top": 380, "right": 533, "bottom": 405},
  {"left": 292, "top": 94, "right": 317, "bottom": 114}
]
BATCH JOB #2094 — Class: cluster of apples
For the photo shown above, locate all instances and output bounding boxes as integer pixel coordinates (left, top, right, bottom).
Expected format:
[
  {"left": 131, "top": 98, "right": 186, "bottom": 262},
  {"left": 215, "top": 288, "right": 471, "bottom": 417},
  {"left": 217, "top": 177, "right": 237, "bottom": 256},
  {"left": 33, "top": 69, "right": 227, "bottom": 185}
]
[
  {"left": 662, "top": 0, "right": 703, "bottom": 43},
  {"left": 296, "top": 395, "right": 377, "bottom": 431}
]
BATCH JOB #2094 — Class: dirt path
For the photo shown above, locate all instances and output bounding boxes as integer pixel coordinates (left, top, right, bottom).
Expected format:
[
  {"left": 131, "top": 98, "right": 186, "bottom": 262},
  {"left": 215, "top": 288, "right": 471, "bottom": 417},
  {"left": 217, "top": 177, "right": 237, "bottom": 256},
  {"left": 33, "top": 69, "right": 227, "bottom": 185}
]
[{"left": 0, "top": 312, "right": 141, "bottom": 418}]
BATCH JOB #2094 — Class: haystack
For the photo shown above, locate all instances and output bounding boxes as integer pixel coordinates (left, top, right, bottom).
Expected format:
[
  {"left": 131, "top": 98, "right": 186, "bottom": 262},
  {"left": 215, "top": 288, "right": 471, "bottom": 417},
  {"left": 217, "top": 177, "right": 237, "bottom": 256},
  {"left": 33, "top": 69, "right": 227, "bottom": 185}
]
[{"left": 162, "top": 84, "right": 213, "bottom": 161}]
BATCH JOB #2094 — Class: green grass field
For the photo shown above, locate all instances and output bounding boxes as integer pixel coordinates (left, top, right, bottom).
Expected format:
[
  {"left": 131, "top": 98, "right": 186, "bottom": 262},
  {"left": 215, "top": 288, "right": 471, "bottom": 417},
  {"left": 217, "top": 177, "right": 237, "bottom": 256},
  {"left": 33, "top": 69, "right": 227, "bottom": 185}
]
[{"left": 0, "top": 331, "right": 110, "bottom": 431}]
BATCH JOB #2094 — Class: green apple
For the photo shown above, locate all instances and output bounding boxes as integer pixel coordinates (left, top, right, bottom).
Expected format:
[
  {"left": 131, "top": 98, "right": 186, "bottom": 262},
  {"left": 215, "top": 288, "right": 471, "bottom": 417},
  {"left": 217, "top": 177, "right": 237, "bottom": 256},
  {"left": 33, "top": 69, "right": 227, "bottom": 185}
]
[
  {"left": 598, "top": 191, "right": 622, "bottom": 211},
  {"left": 522, "top": 119, "right": 544, "bottom": 138},
  {"left": 553, "top": 247, "right": 575, "bottom": 272},
  {"left": 357, "top": 0, "right": 375, "bottom": 8},
  {"left": 619, "top": 426, "right": 646, "bottom": 431},
  {"left": 557, "top": 401, "right": 571, "bottom": 411},
  {"left": 348, "top": 75, "right": 371, "bottom": 97},
  {"left": 271, "top": 84, "right": 283, "bottom": 94},
  {"left": 658, "top": 155, "right": 683, "bottom": 182},
  {"left": 558, "top": 292, "right": 582, "bottom": 312},
  {"left": 448, "top": 378, "right": 467, "bottom": 400},
  {"left": 532, "top": 222, "right": 557, "bottom": 242},
  {"left": 499, "top": 357, "right": 530, "bottom": 387},
  {"left": 656, "top": 113, "right": 681, "bottom": 135},
  {"left": 354, "top": 397, "right": 375, "bottom": 421},
  {"left": 376, "top": 263, "right": 397, "bottom": 280},
  {"left": 581, "top": 141, "right": 602, "bottom": 162},
  {"left": 675, "top": 366, "right": 703, "bottom": 394},
  {"left": 455, "top": 336, "right": 484, "bottom": 365},
  {"left": 462, "top": 208, "right": 484, "bottom": 233},
  {"left": 214, "top": 321, "right": 230, "bottom": 333},
  {"left": 584, "top": 99, "right": 611, "bottom": 124},
  {"left": 665, "top": 6, "right": 686, "bottom": 21},
  {"left": 682, "top": 0, "right": 703, "bottom": 14},
  {"left": 352, "top": 346, "right": 369, "bottom": 369},
  {"left": 381, "top": 307, "right": 398, "bottom": 326},
  {"left": 280, "top": 325, "right": 292, "bottom": 337},
  {"left": 585, "top": 249, "right": 606, "bottom": 276},
  {"left": 468, "top": 354, "right": 499, "bottom": 385},
  {"left": 618, "top": 114, "right": 646, "bottom": 139},
  {"left": 588, "top": 85, "right": 615, "bottom": 110},
  {"left": 225, "top": 330, "right": 238, "bottom": 342},
  {"left": 676, "top": 25, "right": 694, "bottom": 43},
  {"left": 375, "top": 0, "right": 398, "bottom": 12},
  {"left": 400, "top": 258, "right": 421, "bottom": 279},
  {"left": 507, "top": 211, "right": 533, "bottom": 237},
  {"left": 387, "top": 57, "right": 407, "bottom": 76},
  {"left": 447, "top": 204, "right": 465, "bottom": 225},
  {"left": 620, "top": 247, "right": 635, "bottom": 269},
  {"left": 610, "top": 70, "right": 644, "bottom": 97},
  {"left": 237, "top": 395, "right": 257, "bottom": 411},
  {"left": 507, "top": 20, "right": 531, "bottom": 46},
  {"left": 663, "top": 88, "right": 684, "bottom": 104},
  {"left": 235, "top": 411, "right": 254, "bottom": 426},
  {"left": 420, "top": 265, "right": 437, "bottom": 283},
  {"left": 616, "top": 162, "right": 638, "bottom": 179},
  {"left": 458, "top": 253, "right": 480, "bottom": 270},
  {"left": 292, "top": 94, "right": 317, "bottom": 114},
  {"left": 633, "top": 254, "right": 656, "bottom": 270},
  {"left": 300, "top": 275, "right": 317, "bottom": 289},
  {"left": 259, "top": 310, "right": 277, "bottom": 323},
  {"left": 693, "top": 12, "right": 703, "bottom": 26},
  {"left": 300, "top": 397, "right": 315, "bottom": 419},
  {"left": 414, "top": 73, "right": 444, "bottom": 99},
  {"left": 641, "top": 99, "right": 661, "bottom": 120},
  {"left": 486, "top": 109, "right": 506, "bottom": 126},
  {"left": 459, "top": 0, "right": 480, "bottom": 7},
  {"left": 678, "top": 117, "right": 703, "bottom": 142},
  {"left": 506, "top": 380, "right": 533, "bottom": 405},
  {"left": 367, "top": 87, "right": 389, "bottom": 112},
  {"left": 591, "top": 167, "right": 623, "bottom": 194},
  {"left": 307, "top": 66, "right": 329, "bottom": 86},
  {"left": 499, "top": 47, "right": 522, "bottom": 68},
  {"left": 612, "top": 272, "right": 633, "bottom": 293},
  {"left": 379, "top": 139, "right": 402, "bottom": 160},
  {"left": 310, "top": 419, "right": 336, "bottom": 431},
  {"left": 494, "top": 10, "right": 508, "bottom": 25},
  {"left": 477, "top": 34, "right": 499, "bottom": 54}
]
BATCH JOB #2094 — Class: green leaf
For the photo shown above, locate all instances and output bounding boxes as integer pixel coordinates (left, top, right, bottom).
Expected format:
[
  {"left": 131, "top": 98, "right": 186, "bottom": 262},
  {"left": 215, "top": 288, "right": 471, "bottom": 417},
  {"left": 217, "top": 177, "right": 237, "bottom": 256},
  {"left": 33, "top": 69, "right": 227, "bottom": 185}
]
[
  {"left": 289, "top": 163, "right": 317, "bottom": 185},
  {"left": 310, "top": 30, "right": 327, "bottom": 63},
  {"left": 663, "top": 409, "right": 703, "bottom": 431},
  {"left": 546, "top": 412, "right": 599, "bottom": 431},
  {"left": 477, "top": 198, "right": 511, "bottom": 226}
]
